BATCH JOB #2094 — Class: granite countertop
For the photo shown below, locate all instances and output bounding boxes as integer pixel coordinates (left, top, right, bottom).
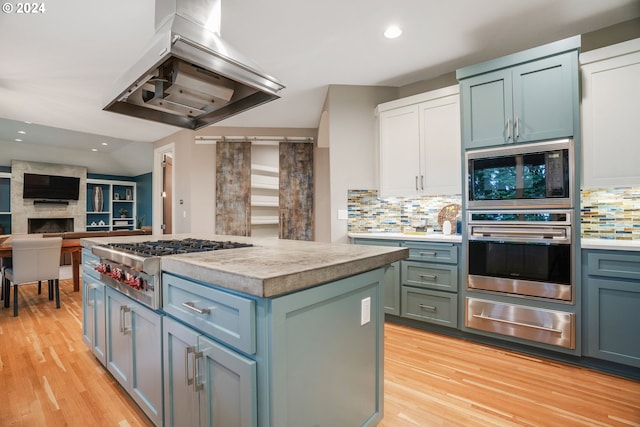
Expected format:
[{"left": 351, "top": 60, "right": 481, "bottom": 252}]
[
  {"left": 81, "top": 234, "right": 408, "bottom": 298},
  {"left": 348, "top": 232, "right": 463, "bottom": 243}
]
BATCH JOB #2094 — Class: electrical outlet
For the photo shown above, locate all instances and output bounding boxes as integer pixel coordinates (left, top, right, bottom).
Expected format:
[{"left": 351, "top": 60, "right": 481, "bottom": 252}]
[{"left": 361, "top": 297, "right": 371, "bottom": 325}]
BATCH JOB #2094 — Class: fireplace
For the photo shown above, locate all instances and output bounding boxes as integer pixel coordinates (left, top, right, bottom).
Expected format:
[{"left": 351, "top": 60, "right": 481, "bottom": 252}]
[{"left": 28, "top": 218, "right": 74, "bottom": 234}]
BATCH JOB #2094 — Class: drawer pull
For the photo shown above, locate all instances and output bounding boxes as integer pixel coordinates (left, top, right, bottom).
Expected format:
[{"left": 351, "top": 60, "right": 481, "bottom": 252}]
[
  {"left": 419, "top": 274, "right": 437, "bottom": 281},
  {"left": 472, "top": 314, "right": 562, "bottom": 334},
  {"left": 419, "top": 251, "right": 436, "bottom": 256},
  {"left": 182, "top": 301, "right": 212, "bottom": 315},
  {"left": 419, "top": 304, "right": 436, "bottom": 311}
]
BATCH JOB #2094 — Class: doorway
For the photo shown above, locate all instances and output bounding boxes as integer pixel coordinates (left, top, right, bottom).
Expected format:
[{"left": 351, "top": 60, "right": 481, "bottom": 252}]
[{"left": 153, "top": 143, "right": 175, "bottom": 235}]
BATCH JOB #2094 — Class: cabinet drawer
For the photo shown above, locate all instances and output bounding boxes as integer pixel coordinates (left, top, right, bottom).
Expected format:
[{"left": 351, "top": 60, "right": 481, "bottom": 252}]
[
  {"left": 162, "top": 273, "right": 256, "bottom": 355},
  {"left": 401, "top": 287, "right": 458, "bottom": 328},
  {"left": 403, "top": 242, "right": 457, "bottom": 263},
  {"left": 82, "top": 247, "right": 100, "bottom": 272},
  {"left": 587, "top": 252, "right": 640, "bottom": 281},
  {"left": 401, "top": 260, "right": 457, "bottom": 292},
  {"left": 465, "top": 297, "right": 575, "bottom": 349}
]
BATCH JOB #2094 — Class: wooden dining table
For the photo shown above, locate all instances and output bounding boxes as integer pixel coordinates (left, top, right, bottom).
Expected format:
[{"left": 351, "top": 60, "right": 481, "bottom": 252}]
[{"left": 0, "top": 238, "right": 82, "bottom": 292}]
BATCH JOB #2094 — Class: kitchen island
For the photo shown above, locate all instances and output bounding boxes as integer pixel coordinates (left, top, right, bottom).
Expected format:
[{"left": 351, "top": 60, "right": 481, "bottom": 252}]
[{"left": 80, "top": 234, "right": 408, "bottom": 427}]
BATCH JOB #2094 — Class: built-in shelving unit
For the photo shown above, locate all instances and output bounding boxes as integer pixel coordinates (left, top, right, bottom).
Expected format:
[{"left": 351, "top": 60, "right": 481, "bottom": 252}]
[
  {"left": 250, "top": 162, "right": 279, "bottom": 236},
  {"left": 0, "top": 172, "right": 11, "bottom": 234},
  {"left": 87, "top": 179, "right": 136, "bottom": 231}
]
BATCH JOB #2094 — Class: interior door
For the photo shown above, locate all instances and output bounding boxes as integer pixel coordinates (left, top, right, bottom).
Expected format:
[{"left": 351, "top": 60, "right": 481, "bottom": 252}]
[
  {"left": 279, "top": 142, "right": 313, "bottom": 240},
  {"left": 162, "top": 155, "right": 174, "bottom": 234},
  {"left": 215, "top": 142, "right": 251, "bottom": 236}
]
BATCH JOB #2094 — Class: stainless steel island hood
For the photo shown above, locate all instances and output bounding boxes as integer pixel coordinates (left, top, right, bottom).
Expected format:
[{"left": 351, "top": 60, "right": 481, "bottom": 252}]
[{"left": 103, "top": 0, "right": 284, "bottom": 130}]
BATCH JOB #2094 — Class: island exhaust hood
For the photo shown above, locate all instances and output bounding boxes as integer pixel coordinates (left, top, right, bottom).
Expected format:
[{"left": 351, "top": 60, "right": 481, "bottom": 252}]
[{"left": 103, "top": 0, "right": 284, "bottom": 130}]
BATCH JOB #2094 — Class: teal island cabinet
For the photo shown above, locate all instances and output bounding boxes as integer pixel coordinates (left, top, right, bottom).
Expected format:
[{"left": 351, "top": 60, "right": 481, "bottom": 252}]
[{"left": 81, "top": 235, "right": 407, "bottom": 427}]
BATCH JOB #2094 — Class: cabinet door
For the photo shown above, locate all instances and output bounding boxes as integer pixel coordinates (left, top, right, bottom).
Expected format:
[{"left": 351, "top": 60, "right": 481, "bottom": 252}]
[
  {"left": 512, "top": 52, "right": 576, "bottom": 143},
  {"left": 383, "top": 261, "right": 400, "bottom": 315},
  {"left": 379, "top": 104, "right": 421, "bottom": 196},
  {"left": 581, "top": 40, "right": 640, "bottom": 187},
  {"left": 163, "top": 317, "right": 200, "bottom": 427},
  {"left": 460, "top": 69, "right": 512, "bottom": 148},
  {"left": 586, "top": 277, "right": 640, "bottom": 368},
  {"left": 419, "top": 94, "right": 462, "bottom": 195},
  {"left": 93, "top": 280, "right": 107, "bottom": 366},
  {"left": 130, "top": 303, "right": 163, "bottom": 426},
  {"left": 106, "top": 288, "right": 132, "bottom": 388},
  {"left": 81, "top": 275, "right": 96, "bottom": 352},
  {"left": 198, "top": 335, "right": 257, "bottom": 427}
]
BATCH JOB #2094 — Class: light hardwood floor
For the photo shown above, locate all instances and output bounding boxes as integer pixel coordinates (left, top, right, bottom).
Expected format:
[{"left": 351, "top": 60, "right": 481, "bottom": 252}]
[{"left": 1, "top": 278, "right": 639, "bottom": 426}]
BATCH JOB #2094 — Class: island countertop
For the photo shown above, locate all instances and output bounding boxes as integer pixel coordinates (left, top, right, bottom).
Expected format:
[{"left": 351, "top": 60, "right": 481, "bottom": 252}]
[{"left": 81, "top": 234, "right": 408, "bottom": 298}]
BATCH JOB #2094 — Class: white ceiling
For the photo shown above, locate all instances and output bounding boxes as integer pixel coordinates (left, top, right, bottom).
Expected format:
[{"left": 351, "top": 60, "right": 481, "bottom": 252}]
[{"left": 0, "top": 0, "right": 638, "bottom": 172}]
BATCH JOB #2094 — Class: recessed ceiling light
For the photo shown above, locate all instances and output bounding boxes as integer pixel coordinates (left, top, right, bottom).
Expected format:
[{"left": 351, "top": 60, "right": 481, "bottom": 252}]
[
  {"left": 14, "top": 138, "right": 22, "bottom": 142},
  {"left": 101, "top": 142, "right": 108, "bottom": 146},
  {"left": 91, "top": 148, "right": 98, "bottom": 152},
  {"left": 384, "top": 25, "right": 402, "bottom": 39},
  {"left": 17, "top": 130, "right": 26, "bottom": 134}
]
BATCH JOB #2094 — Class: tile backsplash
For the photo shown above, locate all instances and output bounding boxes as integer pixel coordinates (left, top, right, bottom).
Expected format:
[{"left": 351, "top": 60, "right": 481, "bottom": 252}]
[
  {"left": 348, "top": 190, "right": 461, "bottom": 233},
  {"left": 581, "top": 187, "right": 640, "bottom": 240},
  {"left": 349, "top": 186, "right": 640, "bottom": 240}
]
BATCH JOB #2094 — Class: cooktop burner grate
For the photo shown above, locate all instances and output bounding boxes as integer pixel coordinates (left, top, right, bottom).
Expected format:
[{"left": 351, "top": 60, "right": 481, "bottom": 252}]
[{"left": 108, "top": 238, "right": 253, "bottom": 257}]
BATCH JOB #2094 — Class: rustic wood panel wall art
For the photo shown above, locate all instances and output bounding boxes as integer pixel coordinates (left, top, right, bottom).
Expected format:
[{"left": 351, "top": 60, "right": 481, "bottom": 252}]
[
  {"left": 279, "top": 142, "right": 314, "bottom": 240},
  {"left": 216, "top": 142, "right": 251, "bottom": 236}
]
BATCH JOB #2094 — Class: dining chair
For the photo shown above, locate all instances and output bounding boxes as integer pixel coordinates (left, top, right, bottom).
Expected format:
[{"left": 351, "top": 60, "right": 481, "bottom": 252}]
[{"left": 3, "top": 237, "right": 63, "bottom": 317}]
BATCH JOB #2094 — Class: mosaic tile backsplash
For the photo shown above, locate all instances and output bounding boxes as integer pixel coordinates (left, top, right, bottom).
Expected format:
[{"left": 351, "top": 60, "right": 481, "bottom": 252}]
[
  {"left": 348, "top": 190, "right": 462, "bottom": 233},
  {"left": 581, "top": 187, "right": 640, "bottom": 240},
  {"left": 349, "top": 186, "right": 640, "bottom": 240}
]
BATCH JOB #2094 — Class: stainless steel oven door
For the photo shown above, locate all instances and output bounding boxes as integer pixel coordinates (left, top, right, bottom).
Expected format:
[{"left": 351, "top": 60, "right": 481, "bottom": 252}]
[{"left": 467, "top": 210, "right": 573, "bottom": 302}]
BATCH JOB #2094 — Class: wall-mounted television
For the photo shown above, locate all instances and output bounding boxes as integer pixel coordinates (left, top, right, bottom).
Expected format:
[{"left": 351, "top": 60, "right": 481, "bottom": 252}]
[{"left": 23, "top": 173, "right": 80, "bottom": 200}]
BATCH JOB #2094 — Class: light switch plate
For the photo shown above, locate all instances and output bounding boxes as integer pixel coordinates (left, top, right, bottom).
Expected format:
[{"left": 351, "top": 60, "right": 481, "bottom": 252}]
[
  {"left": 337, "top": 209, "right": 348, "bottom": 220},
  {"left": 361, "top": 297, "right": 371, "bottom": 325}
]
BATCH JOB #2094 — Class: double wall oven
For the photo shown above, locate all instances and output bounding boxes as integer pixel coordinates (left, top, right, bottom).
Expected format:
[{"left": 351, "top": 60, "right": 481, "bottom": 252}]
[{"left": 463, "top": 139, "right": 578, "bottom": 350}]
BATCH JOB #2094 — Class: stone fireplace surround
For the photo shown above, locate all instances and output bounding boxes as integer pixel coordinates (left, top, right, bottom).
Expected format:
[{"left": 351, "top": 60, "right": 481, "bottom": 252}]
[{"left": 11, "top": 160, "right": 87, "bottom": 234}]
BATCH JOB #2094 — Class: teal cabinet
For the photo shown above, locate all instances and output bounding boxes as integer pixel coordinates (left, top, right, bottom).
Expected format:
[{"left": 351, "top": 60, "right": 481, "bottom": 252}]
[
  {"left": 401, "top": 241, "right": 459, "bottom": 328},
  {"left": 584, "top": 250, "right": 640, "bottom": 368},
  {"left": 353, "top": 238, "right": 401, "bottom": 315},
  {"left": 163, "top": 316, "right": 257, "bottom": 427},
  {"left": 82, "top": 270, "right": 106, "bottom": 366},
  {"left": 163, "top": 268, "right": 385, "bottom": 426},
  {"left": 458, "top": 38, "right": 579, "bottom": 149},
  {"left": 106, "top": 287, "right": 163, "bottom": 425}
]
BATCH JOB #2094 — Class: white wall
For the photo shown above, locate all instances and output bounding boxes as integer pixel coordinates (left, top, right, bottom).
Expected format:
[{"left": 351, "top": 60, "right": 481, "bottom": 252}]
[{"left": 324, "top": 85, "right": 398, "bottom": 243}]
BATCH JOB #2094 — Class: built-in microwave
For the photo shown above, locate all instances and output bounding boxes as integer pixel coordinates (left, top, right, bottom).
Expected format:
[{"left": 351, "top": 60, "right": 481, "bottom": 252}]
[{"left": 466, "top": 139, "right": 574, "bottom": 209}]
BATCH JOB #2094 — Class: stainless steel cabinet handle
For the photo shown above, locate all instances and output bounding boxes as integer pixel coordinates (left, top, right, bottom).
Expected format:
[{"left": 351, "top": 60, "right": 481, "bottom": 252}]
[
  {"left": 193, "top": 350, "right": 204, "bottom": 392},
  {"left": 121, "top": 306, "right": 131, "bottom": 335},
  {"left": 182, "top": 301, "right": 211, "bottom": 315},
  {"left": 472, "top": 314, "right": 562, "bottom": 334},
  {"left": 420, "top": 175, "right": 424, "bottom": 191},
  {"left": 415, "top": 176, "right": 419, "bottom": 191},
  {"left": 506, "top": 118, "right": 511, "bottom": 141},
  {"left": 515, "top": 117, "right": 520, "bottom": 139},
  {"left": 86, "top": 284, "right": 97, "bottom": 306},
  {"left": 185, "top": 346, "right": 195, "bottom": 387},
  {"left": 419, "top": 304, "right": 436, "bottom": 311},
  {"left": 419, "top": 251, "right": 436, "bottom": 256},
  {"left": 419, "top": 274, "right": 437, "bottom": 281}
]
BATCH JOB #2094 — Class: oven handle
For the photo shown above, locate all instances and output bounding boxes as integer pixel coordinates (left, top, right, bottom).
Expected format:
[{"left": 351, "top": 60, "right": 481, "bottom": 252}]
[
  {"left": 182, "top": 301, "right": 212, "bottom": 315},
  {"left": 470, "top": 227, "right": 567, "bottom": 240},
  {"left": 472, "top": 313, "right": 562, "bottom": 334}
]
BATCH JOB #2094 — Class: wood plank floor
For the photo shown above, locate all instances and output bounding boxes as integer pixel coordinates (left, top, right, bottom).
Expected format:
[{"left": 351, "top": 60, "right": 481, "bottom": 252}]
[{"left": 1, "top": 278, "right": 639, "bottom": 426}]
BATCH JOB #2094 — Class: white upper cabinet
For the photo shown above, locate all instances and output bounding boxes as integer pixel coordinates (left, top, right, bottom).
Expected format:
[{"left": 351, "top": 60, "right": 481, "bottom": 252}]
[
  {"left": 377, "top": 85, "right": 461, "bottom": 197},
  {"left": 580, "top": 38, "right": 640, "bottom": 188}
]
